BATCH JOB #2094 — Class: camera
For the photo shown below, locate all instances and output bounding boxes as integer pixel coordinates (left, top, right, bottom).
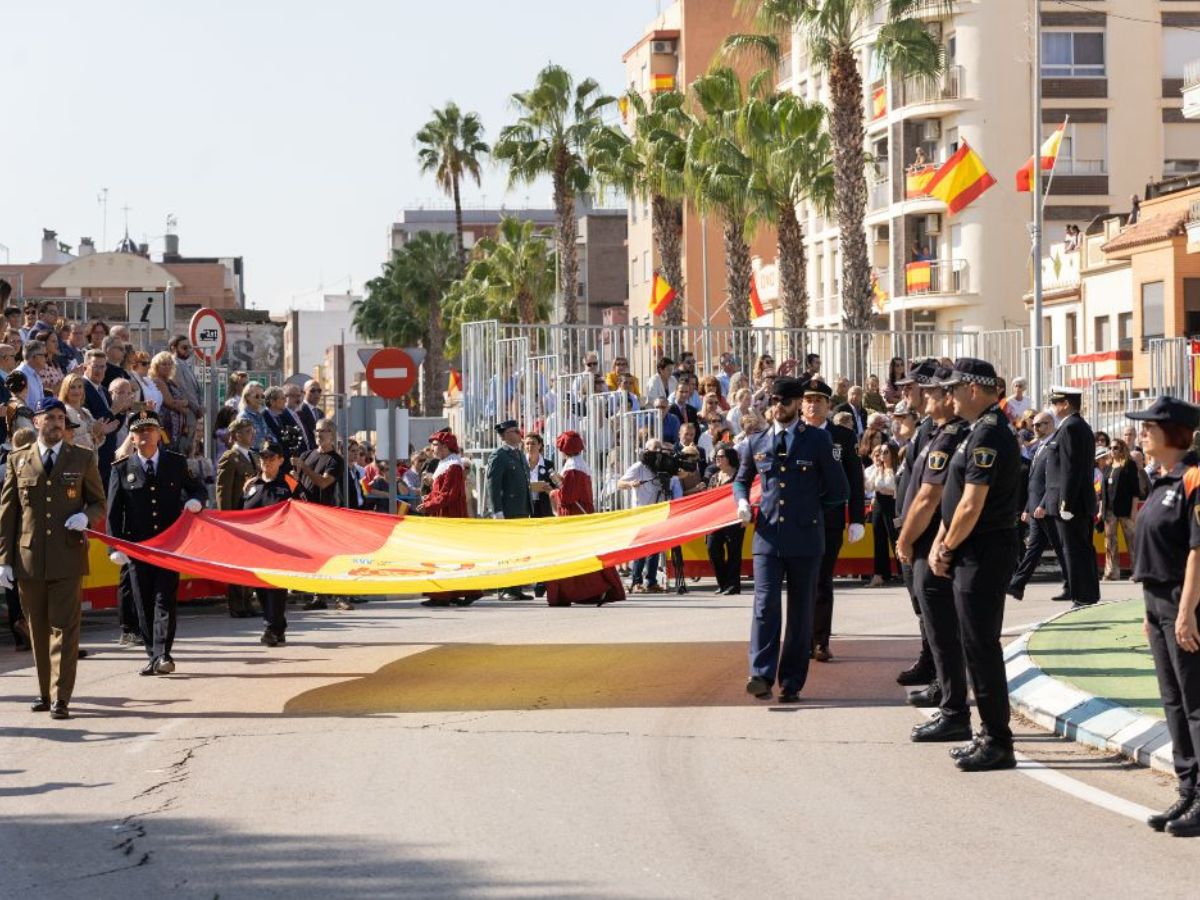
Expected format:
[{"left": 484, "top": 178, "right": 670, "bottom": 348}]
[
  {"left": 277, "top": 423, "right": 306, "bottom": 460},
  {"left": 640, "top": 448, "right": 696, "bottom": 476}
]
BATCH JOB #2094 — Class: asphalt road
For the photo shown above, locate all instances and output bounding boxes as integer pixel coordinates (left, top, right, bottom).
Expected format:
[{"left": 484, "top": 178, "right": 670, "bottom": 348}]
[{"left": 1, "top": 575, "right": 1194, "bottom": 899}]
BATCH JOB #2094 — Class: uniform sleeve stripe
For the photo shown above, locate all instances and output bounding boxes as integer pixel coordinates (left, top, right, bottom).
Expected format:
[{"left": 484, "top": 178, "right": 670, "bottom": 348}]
[{"left": 1185, "top": 466, "right": 1200, "bottom": 498}]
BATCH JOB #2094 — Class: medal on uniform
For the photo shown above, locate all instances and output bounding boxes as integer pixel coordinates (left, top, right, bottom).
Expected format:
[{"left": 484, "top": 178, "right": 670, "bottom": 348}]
[
  {"left": 246, "top": 487, "right": 257, "bottom": 497},
  {"left": 128, "top": 473, "right": 136, "bottom": 482},
  {"left": 67, "top": 487, "right": 78, "bottom": 499}
]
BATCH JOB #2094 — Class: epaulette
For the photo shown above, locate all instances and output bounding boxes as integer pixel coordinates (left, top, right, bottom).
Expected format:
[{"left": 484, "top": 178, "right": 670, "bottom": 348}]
[
  {"left": 979, "top": 413, "right": 998, "bottom": 426},
  {"left": 942, "top": 422, "right": 961, "bottom": 435}
]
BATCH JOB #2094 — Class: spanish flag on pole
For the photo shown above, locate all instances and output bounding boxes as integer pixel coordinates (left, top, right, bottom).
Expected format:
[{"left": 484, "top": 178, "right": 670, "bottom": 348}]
[
  {"left": 1016, "top": 120, "right": 1067, "bottom": 192},
  {"left": 649, "top": 272, "right": 677, "bottom": 316},
  {"left": 924, "top": 139, "right": 996, "bottom": 216},
  {"left": 448, "top": 368, "right": 463, "bottom": 398},
  {"left": 749, "top": 272, "right": 766, "bottom": 317}
]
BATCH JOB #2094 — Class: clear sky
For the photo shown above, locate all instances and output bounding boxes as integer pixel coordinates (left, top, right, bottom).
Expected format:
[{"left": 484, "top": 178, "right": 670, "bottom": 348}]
[{"left": 1, "top": 0, "right": 658, "bottom": 313}]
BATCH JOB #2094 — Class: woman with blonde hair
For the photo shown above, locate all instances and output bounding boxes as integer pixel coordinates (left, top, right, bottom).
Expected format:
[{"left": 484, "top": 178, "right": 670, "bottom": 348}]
[
  {"left": 58, "top": 372, "right": 104, "bottom": 452},
  {"left": 150, "top": 351, "right": 193, "bottom": 453},
  {"left": 127, "top": 350, "right": 162, "bottom": 410},
  {"left": 1101, "top": 438, "right": 1145, "bottom": 579}
]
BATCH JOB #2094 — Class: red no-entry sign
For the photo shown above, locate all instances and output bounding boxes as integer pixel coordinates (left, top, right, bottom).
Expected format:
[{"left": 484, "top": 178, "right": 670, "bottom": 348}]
[{"left": 366, "top": 347, "right": 418, "bottom": 399}]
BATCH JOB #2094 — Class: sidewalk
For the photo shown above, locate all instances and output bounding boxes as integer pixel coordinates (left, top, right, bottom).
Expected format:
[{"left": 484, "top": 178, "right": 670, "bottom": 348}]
[{"left": 1005, "top": 596, "right": 1174, "bottom": 774}]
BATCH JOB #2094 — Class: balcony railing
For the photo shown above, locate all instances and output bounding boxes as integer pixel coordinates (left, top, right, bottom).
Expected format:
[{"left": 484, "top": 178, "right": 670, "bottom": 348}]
[
  {"left": 1055, "top": 158, "right": 1106, "bottom": 175},
  {"left": 904, "top": 162, "right": 941, "bottom": 199},
  {"left": 900, "top": 65, "right": 963, "bottom": 107},
  {"left": 1186, "top": 59, "right": 1200, "bottom": 90},
  {"left": 777, "top": 52, "right": 792, "bottom": 84},
  {"left": 904, "top": 259, "right": 968, "bottom": 296},
  {"left": 869, "top": 178, "right": 891, "bottom": 211}
]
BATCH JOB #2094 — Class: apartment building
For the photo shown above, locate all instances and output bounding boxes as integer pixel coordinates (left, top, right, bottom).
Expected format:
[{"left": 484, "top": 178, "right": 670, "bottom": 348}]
[{"left": 783, "top": 0, "right": 1200, "bottom": 336}]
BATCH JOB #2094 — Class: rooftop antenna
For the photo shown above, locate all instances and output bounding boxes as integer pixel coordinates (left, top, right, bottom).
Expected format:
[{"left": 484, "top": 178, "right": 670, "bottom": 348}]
[
  {"left": 97, "top": 188, "right": 109, "bottom": 249},
  {"left": 121, "top": 203, "right": 132, "bottom": 239}
]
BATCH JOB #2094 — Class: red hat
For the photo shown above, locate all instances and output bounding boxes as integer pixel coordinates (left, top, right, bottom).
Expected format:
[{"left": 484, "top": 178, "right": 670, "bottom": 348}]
[
  {"left": 430, "top": 429, "right": 459, "bottom": 454},
  {"left": 556, "top": 430, "right": 584, "bottom": 457}
]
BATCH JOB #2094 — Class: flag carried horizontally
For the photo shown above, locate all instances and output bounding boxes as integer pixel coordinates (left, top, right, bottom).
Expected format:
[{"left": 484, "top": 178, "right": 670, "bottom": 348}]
[
  {"left": 925, "top": 139, "right": 996, "bottom": 216},
  {"left": 649, "top": 272, "right": 677, "bottom": 316},
  {"left": 1016, "top": 119, "right": 1067, "bottom": 192},
  {"left": 749, "top": 272, "right": 766, "bottom": 317}
]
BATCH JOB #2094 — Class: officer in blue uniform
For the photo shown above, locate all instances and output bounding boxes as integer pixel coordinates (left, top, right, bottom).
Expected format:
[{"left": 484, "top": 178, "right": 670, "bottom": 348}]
[
  {"left": 1127, "top": 396, "right": 1200, "bottom": 836},
  {"left": 928, "top": 359, "right": 1022, "bottom": 771},
  {"left": 242, "top": 439, "right": 298, "bottom": 647},
  {"left": 1043, "top": 386, "right": 1099, "bottom": 607},
  {"left": 734, "top": 376, "right": 848, "bottom": 703}
]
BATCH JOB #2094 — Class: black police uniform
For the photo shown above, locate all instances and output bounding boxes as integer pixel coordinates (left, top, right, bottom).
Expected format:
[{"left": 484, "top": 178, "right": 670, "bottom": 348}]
[
  {"left": 1008, "top": 437, "right": 1070, "bottom": 600},
  {"left": 107, "top": 446, "right": 207, "bottom": 668},
  {"left": 908, "top": 416, "right": 970, "bottom": 724},
  {"left": 939, "top": 397, "right": 1021, "bottom": 756},
  {"left": 242, "top": 472, "right": 297, "bottom": 642},
  {"left": 1044, "top": 399, "right": 1099, "bottom": 605}
]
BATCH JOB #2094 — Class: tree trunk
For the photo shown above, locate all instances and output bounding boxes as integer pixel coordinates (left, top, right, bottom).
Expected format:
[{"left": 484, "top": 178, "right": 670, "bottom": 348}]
[
  {"left": 777, "top": 204, "right": 808, "bottom": 332},
  {"left": 424, "top": 298, "right": 445, "bottom": 417},
  {"left": 517, "top": 287, "right": 535, "bottom": 325},
  {"left": 652, "top": 194, "right": 685, "bottom": 326},
  {"left": 723, "top": 216, "right": 752, "bottom": 330},
  {"left": 451, "top": 176, "right": 466, "bottom": 275},
  {"left": 828, "top": 47, "right": 873, "bottom": 334},
  {"left": 553, "top": 160, "right": 579, "bottom": 325}
]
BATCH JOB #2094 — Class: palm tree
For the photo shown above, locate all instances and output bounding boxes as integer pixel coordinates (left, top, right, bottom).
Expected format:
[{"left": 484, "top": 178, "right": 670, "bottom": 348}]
[
  {"left": 355, "top": 231, "right": 459, "bottom": 415},
  {"left": 415, "top": 102, "right": 489, "bottom": 270},
  {"left": 728, "top": 1, "right": 950, "bottom": 331},
  {"left": 687, "top": 67, "right": 757, "bottom": 330},
  {"left": 593, "top": 91, "right": 691, "bottom": 325},
  {"left": 742, "top": 91, "right": 834, "bottom": 332},
  {"left": 442, "top": 217, "right": 556, "bottom": 357},
  {"left": 493, "top": 64, "right": 615, "bottom": 325}
]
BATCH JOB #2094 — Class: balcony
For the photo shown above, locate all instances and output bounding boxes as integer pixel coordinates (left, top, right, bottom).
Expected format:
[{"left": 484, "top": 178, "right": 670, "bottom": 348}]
[
  {"left": 904, "top": 259, "right": 968, "bottom": 296},
  {"left": 869, "top": 177, "right": 891, "bottom": 211},
  {"left": 900, "top": 65, "right": 962, "bottom": 108},
  {"left": 777, "top": 52, "right": 792, "bottom": 86},
  {"left": 1055, "top": 158, "right": 1106, "bottom": 175},
  {"left": 904, "top": 163, "right": 940, "bottom": 199}
]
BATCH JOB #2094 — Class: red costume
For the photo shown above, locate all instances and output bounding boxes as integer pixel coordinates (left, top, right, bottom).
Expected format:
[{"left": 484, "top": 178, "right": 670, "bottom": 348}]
[
  {"left": 545, "top": 432, "right": 625, "bottom": 607},
  {"left": 422, "top": 431, "right": 481, "bottom": 605}
]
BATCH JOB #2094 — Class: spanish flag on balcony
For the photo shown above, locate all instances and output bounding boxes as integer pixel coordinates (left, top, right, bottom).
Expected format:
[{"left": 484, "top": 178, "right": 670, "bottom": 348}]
[
  {"left": 749, "top": 272, "right": 766, "bottom": 317},
  {"left": 925, "top": 139, "right": 996, "bottom": 216},
  {"left": 1016, "top": 119, "right": 1067, "bottom": 192},
  {"left": 905, "top": 262, "right": 931, "bottom": 293},
  {"left": 652, "top": 73, "right": 675, "bottom": 92},
  {"left": 871, "top": 86, "right": 887, "bottom": 120},
  {"left": 649, "top": 272, "right": 677, "bottom": 316},
  {"left": 905, "top": 166, "right": 937, "bottom": 198}
]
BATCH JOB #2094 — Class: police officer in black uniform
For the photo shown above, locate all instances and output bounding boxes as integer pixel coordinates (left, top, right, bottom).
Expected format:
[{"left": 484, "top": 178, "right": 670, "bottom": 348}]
[
  {"left": 802, "top": 380, "right": 866, "bottom": 662},
  {"left": 896, "top": 366, "right": 971, "bottom": 741},
  {"left": 928, "top": 359, "right": 1021, "bottom": 771},
  {"left": 242, "top": 439, "right": 297, "bottom": 647},
  {"left": 1043, "top": 386, "right": 1099, "bottom": 607},
  {"left": 1127, "top": 396, "right": 1200, "bottom": 836},
  {"left": 734, "top": 376, "right": 848, "bottom": 702},
  {"left": 893, "top": 360, "right": 940, "bottom": 686}
]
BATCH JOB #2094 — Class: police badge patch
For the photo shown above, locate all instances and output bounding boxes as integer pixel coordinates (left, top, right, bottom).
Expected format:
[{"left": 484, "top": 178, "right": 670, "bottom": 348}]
[
  {"left": 973, "top": 447, "right": 997, "bottom": 468},
  {"left": 832, "top": 444, "right": 842, "bottom": 461},
  {"left": 928, "top": 450, "right": 949, "bottom": 471}
]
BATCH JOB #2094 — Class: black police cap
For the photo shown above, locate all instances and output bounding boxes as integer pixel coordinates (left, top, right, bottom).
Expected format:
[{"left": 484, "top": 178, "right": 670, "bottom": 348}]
[
  {"left": 494, "top": 419, "right": 520, "bottom": 436},
  {"left": 939, "top": 357, "right": 999, "bottom": 388},
  {"left": 258, "top": 438, "right": 285, "bottom": 457},
  {"left": 895, "top": 359, "right": 939, "bottom": 387},
  {"left": 1126, "top": 396, "right": 1200, "bottom": 430},
  {"left": 801, "top": 378, "right": 833, "bottom": 400},
  {"left": 770, "top": 375, "right": 806, "bottom": 401}
]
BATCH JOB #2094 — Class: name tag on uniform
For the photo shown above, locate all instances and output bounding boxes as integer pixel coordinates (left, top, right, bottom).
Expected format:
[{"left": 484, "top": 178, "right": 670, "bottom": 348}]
[{"left": 797, "top": 459, "right": 813, "bottom": 467}]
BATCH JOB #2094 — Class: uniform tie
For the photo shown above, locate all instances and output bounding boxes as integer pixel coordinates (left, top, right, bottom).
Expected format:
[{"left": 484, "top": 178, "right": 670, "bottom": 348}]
[
  {"left": 145, "top": 458, "right": 155, "bottom": 480},
  {"left": 43, "top": 448, "right": 55, "bottom": 472},
  {"left": 776, "top": 429, "right": 788, "bottom": 459}
]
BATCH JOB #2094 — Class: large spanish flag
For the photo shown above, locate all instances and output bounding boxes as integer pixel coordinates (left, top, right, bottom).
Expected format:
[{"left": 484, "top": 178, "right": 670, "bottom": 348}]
[
  {"left": 1016, "top": 120, "right": 1067, "bottom": 192},
  {"left": 905, "top": 261, "right": 931, "bottom": 293},
  {"left": 649, "top": 272, "right": 676, "bottom": 316},
  {"left": 749, "top": 272, "right": 766, "bottom": 317},
  {"left": 90, "top": 487, "right": 746, "bottom": 595},
  {"left": 925, "top": 139, "right": 996, "bottom": 216}
]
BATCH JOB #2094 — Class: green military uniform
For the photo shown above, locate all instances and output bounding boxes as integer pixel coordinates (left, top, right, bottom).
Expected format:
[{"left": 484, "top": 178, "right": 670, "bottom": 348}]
[
  {"left": 486, "top": 443, "right": 532, "bottom": 520},
  {"left": 0, "top": 442, "right": 106, "bottom": 708},
  {"left": 216, "top": 445, "right": 259, "bottom": 616}
]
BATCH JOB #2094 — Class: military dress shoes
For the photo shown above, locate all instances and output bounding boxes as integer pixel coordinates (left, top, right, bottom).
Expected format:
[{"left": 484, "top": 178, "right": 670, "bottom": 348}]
[
  {"left": 745, "top": 676, "right": 773, "bottom": 699},
  {"left": 30, "top": 697, "right": 50, "bottom": 712},
  {"left": 954, "top": 743, "right": 1017, "bottom": 772},
  {"left": 1165, "top": 797, "right": 1200, "bottom": 837},
  {"left": 139, "top": 660, "right": 158, "bottom": 676},
  {"left": 896, "top": 658, "right": 935, "bottom": 686},
  {"left": 950, "top": 736, "right": 984, "bottom": 760},
  {"left": 778, "top": 687, "right": 801, "bottom": 703},
  {"left": 260, "top": 630, "right": 280, "bottom": 648},
  {"left": 156, "top": 657, "right": 176, "bottom": 675},
  {"left": 50, "top": 702, "right": 70, "bottom": 720},
  {"left": 1148, "top": 793, "right": 1195, "bottom": 832},
  {"left": 334, "top": 598, "right": 355, "bottom": 611},
  {"left": 1051, "top": 592, "right": 1072, "bottom": 602},
  {"left": 911, "top": 714, "right": 972, "bottom": 743},
  {"left": 907, "top": 685, "right": 943, "bottom": 707},
  {"left": 812, "top": 645, "right": 833, "bottom": 663}
]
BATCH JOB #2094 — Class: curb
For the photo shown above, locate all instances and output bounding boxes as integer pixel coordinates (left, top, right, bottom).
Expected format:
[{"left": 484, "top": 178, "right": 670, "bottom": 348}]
[{"left": 1004, "top": 602, "right": 1174, "bottom": 775}]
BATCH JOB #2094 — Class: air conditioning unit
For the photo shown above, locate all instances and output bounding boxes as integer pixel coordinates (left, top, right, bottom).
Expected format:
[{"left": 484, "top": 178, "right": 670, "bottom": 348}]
[
  {"left": 651, "top": 40, "right": 676, "bottom": 54},
  {"left": 873, "top": 224, "right": 890, "bottom": 243},
  {"left": 921, "top": 120, "right": 942, "bottom": 141},
  {"left": 925, "top": 214, "right": 942, "bottom": 235},
  {"left": 925, "top": 23, "right": 943, "bottom": 42}
]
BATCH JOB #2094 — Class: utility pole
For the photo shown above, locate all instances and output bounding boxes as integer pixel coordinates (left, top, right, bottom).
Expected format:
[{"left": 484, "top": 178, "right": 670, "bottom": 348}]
[{"left": 1030, "top": 2, "right": 1046, "bottom": 406}]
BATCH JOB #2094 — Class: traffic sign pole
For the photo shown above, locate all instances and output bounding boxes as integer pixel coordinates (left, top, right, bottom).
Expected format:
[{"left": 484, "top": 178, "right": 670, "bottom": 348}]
[{"left": 387, "top": 399, "right": 398, "bottom": 515}]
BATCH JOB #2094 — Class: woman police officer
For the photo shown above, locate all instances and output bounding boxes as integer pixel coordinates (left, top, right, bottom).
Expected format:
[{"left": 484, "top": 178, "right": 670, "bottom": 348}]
[
  {"left": 241, "top": 439, "right": 298, "bottom": 647},
  {"left": 1128, "top": 396, "right": 1200, "bottom": 836}
]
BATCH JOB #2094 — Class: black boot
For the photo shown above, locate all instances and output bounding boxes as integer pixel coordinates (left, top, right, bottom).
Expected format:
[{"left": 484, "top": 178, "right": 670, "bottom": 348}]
[
  {"left": 896, "top": 655, "right": 935, "bottom": 686},
  {"left": 1148, "top": 792, "right": 1195, "bottom": 832},
  {"left": 1164, "top": 796, "right": 1200, "bottom": 837}
]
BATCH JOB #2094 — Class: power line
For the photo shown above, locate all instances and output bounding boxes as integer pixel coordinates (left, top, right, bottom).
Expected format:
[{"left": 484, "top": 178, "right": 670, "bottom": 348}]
[{"left": 1054, "top": 0, "right": 1200, "bottom": 34}]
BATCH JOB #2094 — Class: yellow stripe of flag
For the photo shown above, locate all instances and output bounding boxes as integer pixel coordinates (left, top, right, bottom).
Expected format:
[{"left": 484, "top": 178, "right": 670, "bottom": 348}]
[{"left": 925, "top": 139, "right": 996, "bottom": 216}]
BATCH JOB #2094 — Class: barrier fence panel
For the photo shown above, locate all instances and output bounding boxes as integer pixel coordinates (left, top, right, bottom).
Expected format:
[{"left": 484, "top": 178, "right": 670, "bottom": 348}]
[
  {"left": 606, "top": 409, "right": 662, "bottom": 512},
  {"left": 522, "top": 354, "right": 558, "bottom": 440},
  {"left": 462, "top": 320, "right": 499, "bottom": 452},
  {"left": 583, "top": 392, "right": 618, "bottom": 508},
  {"left": 1149, "top": 337, "right": 1192, "bottom": 400},
  {"left": 1090, "top": 379, "right": 1133, "bottom": 439}
]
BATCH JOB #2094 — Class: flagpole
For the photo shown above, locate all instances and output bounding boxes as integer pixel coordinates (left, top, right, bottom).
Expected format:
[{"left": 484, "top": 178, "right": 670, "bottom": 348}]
[{"left": 1031, "top": 0, "right": 1045, "bottom": 407}]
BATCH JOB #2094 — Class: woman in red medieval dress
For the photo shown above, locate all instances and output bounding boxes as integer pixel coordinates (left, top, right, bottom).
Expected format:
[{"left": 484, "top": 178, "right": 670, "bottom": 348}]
[
  {"left": 418, "top": 429, "right": 483, "bottom": 607},
  {"left": 545, "top": 431, "right": 626, "bottom": 607}
]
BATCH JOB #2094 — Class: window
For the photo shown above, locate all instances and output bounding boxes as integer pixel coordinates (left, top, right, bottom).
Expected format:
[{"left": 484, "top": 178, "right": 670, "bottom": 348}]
[
  {"left": 1185, "top": 278, "right": 1200, "bottom": 336},
  {"left": 642, "top": 253, "right": 650, "bottom": 283},
  {"left": 641, "top": 63, "right": 648, "bottom": 90},
  {"left": 1142, "top": 281, "right": 1165, "bottom": 348},
  {"left": 631, "top": 257, "right": 638, "bottom": 288},
  {"left": 1060, "top": 123, "right": 1107, "bottom": 174},
  {"left": 1163, "top": 29, "right": 1195, "bottom": 78},
  {"left": 1118, "top": 312, "right": 1133, "bottom": 351},
  {"left": 1065, "top": 312, "right": 1078, "bottom": 357},
  {"left": 1042, "top": 31, "right": 1105, "bottom": 78},
  {"left": 1043, "top": 316, "right": 1053, "bottom": 348},
  {"left": 1094, "top": 316, "right": 1111, "bottom": 352},
  {"left": 1164, "top": 123, "right": 1200, "bottom": 177}
]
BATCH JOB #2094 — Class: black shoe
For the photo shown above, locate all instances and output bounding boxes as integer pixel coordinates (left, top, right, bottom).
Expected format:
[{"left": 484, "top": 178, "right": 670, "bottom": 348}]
[
  {"left": 675, "top": 583, "right": 688, "bottom": 595},
  {"left": 30, "top": 697, "right": 50, "bottom": 712},
  {"left": 1051, "top": 592, "right": 1072, "bottom": 602},
  {"left": 451, "top": 597, "right": 477, "bottom": 607},
  {"left": 725, "top": 589, "right": 741, "bottom": 596},
  {"left": 421, "top": 598, "right": 451, "bottom": 607},
  {"left": 1148, "top": 793, "right": 1195, "bottom": 832},
  {"left": 911, "top": 714, "right": 972, "bottom": 743},
  {"left": 50, "top": 702, "right": 70, "bottom": 720},
  {"left": 1006, "top": 587, "right": 1024, "bottom": 601},
  {"left": 714, "top": 585, "right": 729, "bottom": 595},
  {"left": 275, "top": 632, "right": 287, "bottom": 645},
  {"left": 745, "top": 676, "right": 773, "bottom": 699},
  {"left": 896, "top": 659, "right": 935, "bottom": 686},
  {"left": 1071, "top": 600, "right": 1097, "bottom": 610},
  {"left": 155, "top": 657, "right": 176, "bottom": 675},
  {"left": 533, "top": 584, "right": 546, "bottom": 598},
  {"left": 302, "top": 598, "right": 328, "bottom": 611},
  {"left": 812, "top": 645, "right": 832, "bottom": 663},
  {"left": 139, "top": 660, "right": 159, "bottom": 676},
  {"left": 1164, "top": 796, "right": 1200, "bottom": 837},
  {"left": 950, "top": 736, "right": 984, "bottom": 760},
  {"left": 907, "top": 685, "right": 943, "bottom": 707},
  {"left": 499, "top": 591, "right": 531, "bottom": 602},
  {"left": 260, "top": 629, "right": 279, "bottom": 648},
  {"left": 955, "top": 743, "right": 1017, "bottom": 772},
  {"left": 778, "top": 687, "right": 801, "bottom": 703}
]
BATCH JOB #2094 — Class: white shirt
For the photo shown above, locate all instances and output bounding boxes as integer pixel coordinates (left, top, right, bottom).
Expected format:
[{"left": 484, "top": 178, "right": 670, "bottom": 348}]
[
  {"left": 1006, "top": 395, "right": 1031, "bottom": 422},
  {"left": 621, "top": 462, "right": 682, "bottom": 507},
  {"left": 771, "top": 418, "right": 801, "bottom": 455},
  {"left": 35, "top": 439, "right": 64, "bottom": 465},
  {"left": 138, "top": 449, "right": 161, "bottom": 474}
]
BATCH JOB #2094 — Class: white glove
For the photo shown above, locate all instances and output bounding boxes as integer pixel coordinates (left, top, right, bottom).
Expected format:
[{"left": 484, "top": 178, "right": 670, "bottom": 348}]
[
  {"left": 848, "top": 523, "right": 866, "bottom": 543},
  {"left": 184, "top": 499, "right": 203, "bottom": 514},
  {"left": 492, "top": 512, "right": 505, "bottom": 519},
  {"left": 0, "top": 565, "right": 12, "bottom": 590},
  {"left": 109, "top": 550, "right": 131, "bottom": 566},
  {"left": 1059, "top": 503, "right": 1074, "bottom": 521},
  {"left": 737, "top": 499, "right": 752, "bottom": 525},
  {"left": 64, "top": 512, "right": 88, "bottom": 531}
]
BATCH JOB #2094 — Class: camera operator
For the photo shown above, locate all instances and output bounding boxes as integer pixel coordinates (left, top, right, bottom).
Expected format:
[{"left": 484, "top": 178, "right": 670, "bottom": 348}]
[{"left": 618, "top": 439, "right": 688, "bottom": 593}]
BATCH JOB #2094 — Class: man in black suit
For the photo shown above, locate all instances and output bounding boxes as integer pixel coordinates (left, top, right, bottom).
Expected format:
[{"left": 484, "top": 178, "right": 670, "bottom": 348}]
[
  {"left": 668, "top": 379, "right": 700, "bottom": 429},
  {"left": 106, "top": 411, "right": 207, "bottom": 676},
  {"left": 298, "top": 380, "right": 322, "bottom": 450},
  {"left": 1008, "top": 411, "right": 1070, "bottom": 601},
  {"left": 1043, "top": 386, "right": 1099, "bottom": 608},
  {"left": 834, "top": 385, "right": 868, "bottom": 438},
  {"left": 803, "top": 380, "right": 866, "bottom": 661},
  {"left": 81, "top": 350, "right": 121, "bottom": 487},
  {"left": 100, "top": 335, "right": 129, "bottom": 390}
]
